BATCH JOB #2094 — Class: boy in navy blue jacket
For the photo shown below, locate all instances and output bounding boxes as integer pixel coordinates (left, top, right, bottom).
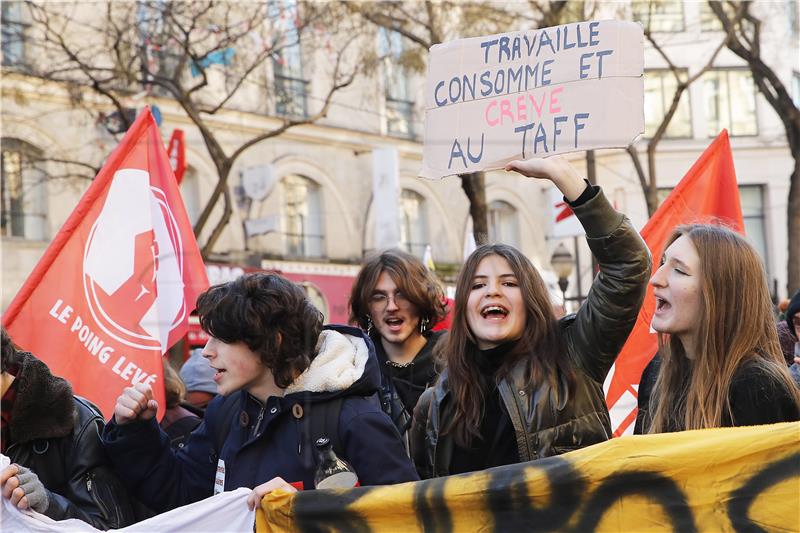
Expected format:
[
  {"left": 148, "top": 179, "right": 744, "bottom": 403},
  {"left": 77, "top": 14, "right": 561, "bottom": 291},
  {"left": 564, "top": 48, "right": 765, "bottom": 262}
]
[{"left": 102, "top": 273, "right": 418, "bottom": 512}]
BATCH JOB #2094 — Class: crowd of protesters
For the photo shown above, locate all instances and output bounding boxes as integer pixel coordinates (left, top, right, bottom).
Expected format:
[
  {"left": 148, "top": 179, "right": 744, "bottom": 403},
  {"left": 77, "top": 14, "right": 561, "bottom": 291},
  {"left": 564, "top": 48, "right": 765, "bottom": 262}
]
[{"left": 1, "top": 156, "right": 798, "bottom": 528}]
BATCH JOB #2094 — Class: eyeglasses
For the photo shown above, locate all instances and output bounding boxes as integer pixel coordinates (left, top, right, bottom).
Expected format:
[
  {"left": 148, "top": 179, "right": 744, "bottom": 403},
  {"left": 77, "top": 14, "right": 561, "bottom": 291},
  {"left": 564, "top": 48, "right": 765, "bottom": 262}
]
[{"left": 368, "top": 291, "right": 410, "bottom": 309}]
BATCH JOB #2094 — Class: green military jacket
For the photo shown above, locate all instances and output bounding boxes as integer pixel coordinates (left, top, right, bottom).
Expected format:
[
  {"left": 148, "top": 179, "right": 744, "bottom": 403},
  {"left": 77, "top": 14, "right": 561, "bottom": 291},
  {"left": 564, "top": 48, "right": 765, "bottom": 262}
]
[{"left": 410, "top": 187, "right": 651, "bottom": 479}]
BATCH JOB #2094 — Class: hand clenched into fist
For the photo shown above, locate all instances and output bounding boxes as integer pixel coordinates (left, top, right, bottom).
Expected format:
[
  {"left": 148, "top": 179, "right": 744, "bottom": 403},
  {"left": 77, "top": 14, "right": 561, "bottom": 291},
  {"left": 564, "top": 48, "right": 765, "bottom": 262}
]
[
  {"left": 1, "top": 464, "right": 50, "bottom": 514},
  {"left": 113, "top": 383, "right": 159, "bottom": 425}
]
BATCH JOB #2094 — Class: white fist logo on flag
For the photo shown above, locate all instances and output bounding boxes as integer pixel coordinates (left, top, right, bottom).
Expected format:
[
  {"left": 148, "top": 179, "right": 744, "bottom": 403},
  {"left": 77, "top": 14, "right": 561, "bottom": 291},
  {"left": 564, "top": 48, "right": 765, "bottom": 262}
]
[{"left": 83, "top": 169, "right": 186, "bottom": 352}]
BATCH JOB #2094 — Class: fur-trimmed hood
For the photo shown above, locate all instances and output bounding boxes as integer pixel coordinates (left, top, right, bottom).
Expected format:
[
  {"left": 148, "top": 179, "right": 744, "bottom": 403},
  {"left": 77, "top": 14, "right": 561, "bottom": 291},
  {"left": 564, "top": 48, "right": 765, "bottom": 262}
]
[
  {"left": 284, "top": 324, "right": 379, "bottom": 401},
  {"left": 8, "top": 351, "right": 76, "bottom": 444}
]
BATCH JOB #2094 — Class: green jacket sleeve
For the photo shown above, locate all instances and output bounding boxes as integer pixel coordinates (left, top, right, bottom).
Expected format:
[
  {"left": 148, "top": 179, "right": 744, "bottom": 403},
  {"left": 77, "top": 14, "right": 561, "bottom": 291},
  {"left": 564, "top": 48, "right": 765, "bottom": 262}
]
[{"left": 562, "top": 187, "right": 651, "bottom": 384}]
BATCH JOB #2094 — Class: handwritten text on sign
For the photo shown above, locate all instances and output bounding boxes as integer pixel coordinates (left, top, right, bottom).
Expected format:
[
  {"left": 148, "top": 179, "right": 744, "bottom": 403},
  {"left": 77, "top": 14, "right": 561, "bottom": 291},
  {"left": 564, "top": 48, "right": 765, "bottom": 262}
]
[{"left": 420, "top": 20, "right": 644, "bottom": 179}]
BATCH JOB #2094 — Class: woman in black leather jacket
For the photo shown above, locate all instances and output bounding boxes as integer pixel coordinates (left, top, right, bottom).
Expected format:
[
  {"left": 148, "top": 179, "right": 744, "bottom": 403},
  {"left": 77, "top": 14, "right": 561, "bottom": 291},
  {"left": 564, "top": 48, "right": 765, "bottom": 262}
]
[
  {"left": 1, "top": 328, "right": 137, "bottom": 529},
  {"left": 410, "top": 157, "right": 650, "bottom": 478}
]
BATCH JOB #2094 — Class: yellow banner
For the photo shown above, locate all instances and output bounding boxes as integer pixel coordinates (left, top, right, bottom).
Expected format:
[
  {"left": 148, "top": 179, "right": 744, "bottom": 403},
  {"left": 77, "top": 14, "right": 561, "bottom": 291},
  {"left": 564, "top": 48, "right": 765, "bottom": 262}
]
[{"left": 258, "top": 422, "right": 800, "bottom": 532}]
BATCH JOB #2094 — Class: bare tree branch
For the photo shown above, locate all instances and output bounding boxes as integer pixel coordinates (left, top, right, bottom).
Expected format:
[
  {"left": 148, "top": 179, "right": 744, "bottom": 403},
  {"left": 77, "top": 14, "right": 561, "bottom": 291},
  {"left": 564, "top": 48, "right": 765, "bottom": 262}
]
[
  {"left": 626, "top": 145, "right": 649, "bottom": 197},
  {"left": 23, "top": 1, "right": 366, "bottom": 259},
  {"left": 356, "top": 8, "right": 433, "bottom": 49},
  {"left": 710, "top": 0, "right": 800, "bottom": 292},
  {"left": 627, "top": 1, "right": 743, "bottom": 215},
  {"left": 710, "top": 1, "right": 799, "bottom": 150}
]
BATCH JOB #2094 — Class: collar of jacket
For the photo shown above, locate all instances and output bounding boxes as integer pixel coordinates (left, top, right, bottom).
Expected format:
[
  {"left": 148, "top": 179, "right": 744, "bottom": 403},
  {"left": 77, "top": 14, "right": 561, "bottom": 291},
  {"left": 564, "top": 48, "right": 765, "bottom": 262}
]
[
  {"left": 8, "top": 351, "right": 75, "bottom": 444},
  {"left": 428, "top": 350, "right": 558, "bottom": 466}
]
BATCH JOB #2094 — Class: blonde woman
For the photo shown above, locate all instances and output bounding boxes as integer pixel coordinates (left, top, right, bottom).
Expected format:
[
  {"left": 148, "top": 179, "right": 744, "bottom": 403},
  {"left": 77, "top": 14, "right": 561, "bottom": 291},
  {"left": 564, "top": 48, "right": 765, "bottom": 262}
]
[{"left": 635, "top": 224, "right": 800, "bottom": 433}]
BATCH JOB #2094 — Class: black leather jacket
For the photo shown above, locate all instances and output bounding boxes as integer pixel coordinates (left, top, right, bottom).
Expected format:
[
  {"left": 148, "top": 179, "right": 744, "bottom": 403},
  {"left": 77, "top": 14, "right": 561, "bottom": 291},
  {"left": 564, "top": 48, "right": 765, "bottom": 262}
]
[
  {"left": 5, "top": 351, "right": 137, "bottom": 529},
  {"left": 410, "top": 188, "right": 651, "bottom": 478}
]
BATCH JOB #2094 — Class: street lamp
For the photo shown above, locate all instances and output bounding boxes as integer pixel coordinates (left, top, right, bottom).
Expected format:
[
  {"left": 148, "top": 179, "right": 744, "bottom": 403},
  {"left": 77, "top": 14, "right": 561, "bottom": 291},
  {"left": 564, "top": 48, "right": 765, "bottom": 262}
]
[{"left": 550, "top": 242, "right": 574, "bottom": 310}]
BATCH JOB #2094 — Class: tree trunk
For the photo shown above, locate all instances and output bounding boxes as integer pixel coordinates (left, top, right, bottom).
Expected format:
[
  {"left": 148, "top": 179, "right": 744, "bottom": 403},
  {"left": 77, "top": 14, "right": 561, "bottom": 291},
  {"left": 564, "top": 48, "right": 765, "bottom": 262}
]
[
  {"left": 460, "top": 171, "right": 488, "bottom": 246},
  {"left": 185, "top": 108, "right": 232, "bottom": 242},
  {"left": 645, "top": 143, "right": 659, "bottom": 216},
  {"left": 201, "top": 187, "right": 234, "bottom": 258}
]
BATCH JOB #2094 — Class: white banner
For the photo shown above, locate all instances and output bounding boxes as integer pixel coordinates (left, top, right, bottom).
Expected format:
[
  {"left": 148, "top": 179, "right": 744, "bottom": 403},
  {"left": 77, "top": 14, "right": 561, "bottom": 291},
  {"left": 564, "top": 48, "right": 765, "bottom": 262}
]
[{"left": 1, "top": 453, "right": 254, "bottom": 533}]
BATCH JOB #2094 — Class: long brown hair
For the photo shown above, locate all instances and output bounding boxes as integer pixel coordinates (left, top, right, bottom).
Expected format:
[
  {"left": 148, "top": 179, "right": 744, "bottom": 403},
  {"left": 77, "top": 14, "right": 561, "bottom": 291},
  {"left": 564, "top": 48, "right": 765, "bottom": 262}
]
[
  {"left": 162, "top": 360, "right": 186, "bottom": 409},
  {"left": 442, "top": 244, "right": 571, "bottom": 447},
  {"left": 648, "top": 224, "right": 800, "bottom": 432}
]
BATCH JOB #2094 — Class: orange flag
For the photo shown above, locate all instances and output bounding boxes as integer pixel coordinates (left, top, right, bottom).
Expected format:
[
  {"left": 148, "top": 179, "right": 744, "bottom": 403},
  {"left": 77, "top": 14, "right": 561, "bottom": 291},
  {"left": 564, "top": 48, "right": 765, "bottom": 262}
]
[
  {"left": 604, "top": 130, "right": 745, "bottom": 436},
  {"left": 3, "top": 108, "right": 209, "bottom": 419}
]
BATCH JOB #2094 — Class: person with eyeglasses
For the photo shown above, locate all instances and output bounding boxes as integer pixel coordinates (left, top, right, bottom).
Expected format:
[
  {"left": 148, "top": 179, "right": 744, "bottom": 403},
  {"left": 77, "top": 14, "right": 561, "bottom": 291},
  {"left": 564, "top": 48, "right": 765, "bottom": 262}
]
[{"left": 349, "top": 249, "right": 448, "bottom": 451}]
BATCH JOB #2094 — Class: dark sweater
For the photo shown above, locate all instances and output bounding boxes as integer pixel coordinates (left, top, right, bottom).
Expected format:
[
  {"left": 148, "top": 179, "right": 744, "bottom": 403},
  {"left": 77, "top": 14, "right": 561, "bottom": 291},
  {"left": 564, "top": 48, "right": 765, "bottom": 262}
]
[
  {"left": 375, "top": 330, "right": 444, "bottom": 415},
  {"left": 635, "top": 355, "right": 800, "bottom": 434},
  {"left": 449, "top": 342, "right": 520, "bottom": 475}
]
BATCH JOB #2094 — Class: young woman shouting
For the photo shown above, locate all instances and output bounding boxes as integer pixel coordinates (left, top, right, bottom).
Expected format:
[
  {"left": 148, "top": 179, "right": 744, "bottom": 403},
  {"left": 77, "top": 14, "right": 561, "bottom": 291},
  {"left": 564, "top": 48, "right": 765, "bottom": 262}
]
[
  {"left": 635, "top": 224, "right": 800, "bottom": 434},
  {"left": 411, "top": 157, "right": 651, "bottom": 478}
]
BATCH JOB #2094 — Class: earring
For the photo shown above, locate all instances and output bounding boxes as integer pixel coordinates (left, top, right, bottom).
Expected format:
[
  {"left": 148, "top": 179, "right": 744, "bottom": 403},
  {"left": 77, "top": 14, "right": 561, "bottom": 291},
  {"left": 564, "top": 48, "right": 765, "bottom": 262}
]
[
  {"left": 419, "top": 317, "right": 429, "bottom": 334},
  {"left": 365, "top": 316, "right": 373, "bottom": 336}
]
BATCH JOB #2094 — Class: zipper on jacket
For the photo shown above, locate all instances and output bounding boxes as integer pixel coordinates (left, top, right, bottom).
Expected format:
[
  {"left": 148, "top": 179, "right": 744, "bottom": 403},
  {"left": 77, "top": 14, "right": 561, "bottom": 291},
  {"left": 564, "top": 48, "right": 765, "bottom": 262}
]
[
  {"left": 252, "top": 404, "right": 267, "bottom": 437},
  {"left": 295, "top": 416, "right": 305, "bottom": 456},
  {"left": 86, "top": 472, "right": 122, "bottom": 526}
]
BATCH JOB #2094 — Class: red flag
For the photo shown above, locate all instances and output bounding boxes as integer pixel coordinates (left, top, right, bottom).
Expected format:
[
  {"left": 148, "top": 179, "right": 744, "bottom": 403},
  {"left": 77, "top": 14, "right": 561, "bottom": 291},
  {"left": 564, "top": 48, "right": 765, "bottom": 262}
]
[
  {"left": 3, "top": 108, "right": 209, "bottom": 419},
  {"left": 554, "top": 201, "right": 575, "bottom": 222},
  {"left": 432, "top": 297, "right": 455, "bottom": 332},
  {"left": 167, "top": 129, "right": 186, "bottom": 185},
  {"left": 604, "top": 130, "right": 744, "bottom": 436}
]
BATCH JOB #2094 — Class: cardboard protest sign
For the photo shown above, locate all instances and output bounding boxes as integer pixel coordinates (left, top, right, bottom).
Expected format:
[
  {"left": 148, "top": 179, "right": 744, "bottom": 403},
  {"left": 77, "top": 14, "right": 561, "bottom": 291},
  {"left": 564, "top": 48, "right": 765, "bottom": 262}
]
[{"left": 420, "top": 20, "right": 644, "bottom": 179}]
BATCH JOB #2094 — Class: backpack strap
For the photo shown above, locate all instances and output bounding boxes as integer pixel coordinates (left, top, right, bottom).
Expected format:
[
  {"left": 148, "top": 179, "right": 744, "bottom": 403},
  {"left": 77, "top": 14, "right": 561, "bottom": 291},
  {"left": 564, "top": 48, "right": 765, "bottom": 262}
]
[{"left": 306, "top": 397, "right": 344, "bottom": 456}]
